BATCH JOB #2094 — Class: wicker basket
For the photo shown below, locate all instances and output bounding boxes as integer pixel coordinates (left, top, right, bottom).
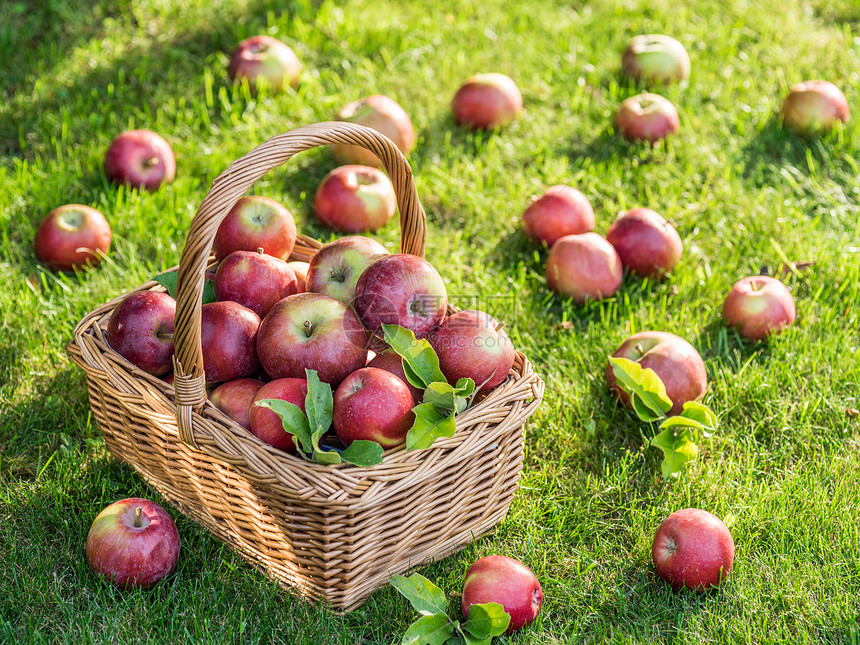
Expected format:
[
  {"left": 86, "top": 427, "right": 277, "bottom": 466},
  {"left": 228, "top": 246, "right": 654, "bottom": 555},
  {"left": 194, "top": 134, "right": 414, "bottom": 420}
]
[{"left": 68, "top": 122, "right": 544, "bottom": 611}]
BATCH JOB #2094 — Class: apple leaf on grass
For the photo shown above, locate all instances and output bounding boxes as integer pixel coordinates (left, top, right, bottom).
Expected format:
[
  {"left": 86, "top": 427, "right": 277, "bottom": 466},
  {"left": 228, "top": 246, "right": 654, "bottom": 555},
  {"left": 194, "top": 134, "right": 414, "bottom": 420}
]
[
  {"left": 153, "top": 270, "right": 216, "bottom": 304},
  {"left": 383, "top": 324, "right": 446, "bottom": 389},
  {"left": 462, "top": 603, "right": 510, "bottom": 640},
  {"left": 651, "top": 427, "right": 699, "bottom": 479},
  {"left": 390, "top": 573, "right": 449, "bottom": 616},
  {"left": 609, "top": 356, "right": 672, "bottom": 422},
  {"left": 402, "top": 614, "right": 455, "bottom": 645}
]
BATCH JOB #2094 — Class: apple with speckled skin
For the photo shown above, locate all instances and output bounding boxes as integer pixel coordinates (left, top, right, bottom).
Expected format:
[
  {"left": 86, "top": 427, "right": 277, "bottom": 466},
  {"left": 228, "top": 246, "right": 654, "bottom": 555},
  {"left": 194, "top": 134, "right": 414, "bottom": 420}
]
[
  {"left": 200, "top": 301, "right": 261, "bottom": 384},
  {"left": 452, "top": 73, "right": 523, "bottom": 130},
  {"left": 332, "top": 95, "right": 415, "bottom": 167},
  {"left": 522, "top": 185, "right": 595, "bottom": 248},
  {"left": 606, "top": 208, "right": 683, "bottom": 279},
  {"left": 213, "top": 196, "right": 297, "bottom": 262},
  {"left": 228, "top": 35, "right": 301, "bottom": 92},
  {"left": 606, "top": 331, "right": 707, "bottom": 416},
  {"left": 249, "top": 378, "right": 308, "bottom": 453},
  {"left": 366, "top": 349, "right": 423, "bottom": 403},
  {"left": 34, "top": 204, "right": 112, "bottom": 272},
  {"left": 289, "top": 261, "right": 310, "bottom": 292},
  {"left": 214, "top": 250, "right": 298, "bottom": 318},
  {"left": 722, "top": 276, "right": 795, "bottom": 341},
  {"left": 85, "top": 498, "right": 180, "bottom": 590},
  {"left": 333, "top": 367, "right": 413, "bottom": 448},
  {"left": 306, "top": 236, "right": 389, "bottom": 305},
  {"left": 546, "top": 233, "right": 623, "bottom": 304},
  {"left": 622, "top": 35, "right": 690, "bottom": 84},
  {"left": 104, "top": 130, "right": 175, "bottom": 191},
  {"left": 314, "top": 165, "right": 397, "bottom": 233},
  {"left": 106, "top": 291, "right": 176, "bottom": 376},
  {"left": 615, "top": 93, "right": 679, "bottom": 143},
  {"left": 461, "top": 555, "right": 543, "bottom": 634},
  {"left": 652, "top": 508, "right": 734, "bottom": 591},
  {"left": 780, "top": 80, "right": 849, "bottom": 136},
  {"left": 209, "top": 378, "right": 265, "bottom": 431}
]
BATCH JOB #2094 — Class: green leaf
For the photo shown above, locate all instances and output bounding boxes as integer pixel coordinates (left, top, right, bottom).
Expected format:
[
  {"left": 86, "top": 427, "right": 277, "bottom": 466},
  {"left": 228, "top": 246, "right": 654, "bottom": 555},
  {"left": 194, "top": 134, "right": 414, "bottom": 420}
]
[
  {"left": 390, "top": 573, "right": 449, "bottom": 616},
  {"left": 253, "top": 399, "right": 312, "bottom": 454},
  {"left": 340, "top": 440, "right": 384, "bottom": 467},
  {"left": 153, "top": 270, "right": 216, "bottom": 304},
  {"left": 304, "top": 369, "right": 333, "bottom": 443},
  {"left": 459, "top": 634, "right": 491, "bottom": 645},
  {"left": 383, "top": 324, "right": 446, "bottom": 389},
  {"left": 312, "top": 450, "right": 342, "bottom": 466},
  {"left": 422, "top": 381, "right": 457, "bottom": 410},
  {"left": 406, "top": 403, "right": 457, "bottom": 451},
  {"left": 462, "top": 602, "right": 510, "bottom": 639},
  {"left": 609, "top": 356, "right": 673, "bottom": 421},
  {"left": 401, "top": 614, "right": 455, "bottom": 645},
  {"left": 679, "top": 400, "right": 718, "bottom": 437},
  {"left": 651, "top": 427, "right": 699, "bottom": 479}
]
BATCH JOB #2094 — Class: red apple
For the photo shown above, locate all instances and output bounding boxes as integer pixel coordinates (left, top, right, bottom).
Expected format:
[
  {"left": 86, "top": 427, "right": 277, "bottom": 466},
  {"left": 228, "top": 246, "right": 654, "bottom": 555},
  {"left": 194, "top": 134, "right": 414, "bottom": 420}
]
[
  {"left": 451, "top": 73, "right": 523, "bottom": 130},
  {"left": 200, "top": 301, "right": 261, "bottom": 384},
  {"left": 214, "top": 250, "right": 298, "bottom": 318},
  {"left": 545, "top": 232, "right": 623, "bottom": 304},
  {"left": 332, "top": 367, "right": 414, "bottom": 448},
  {"left": 461, "top": 555, "right": 543, "bottom": 634},
  {"left": 288, "top": 261, "right": 310, "bottom": 292},
  {"left": 780, "top": 80, "right": 849, "bottom": 136},
  {"left": 354, "top": 254, "right": 448, "bottom": 340},
  {"left": 212, "top": 196, "right": 297, "bottom": 262},
  {"left": 209, "top": 378, "right": 265, "bottom": 431},
  {"left": 615, "top": 93, "right": 679, "bottom": 143},
  {"left": 522, "top": 185, "right": 595, "bottom": 248},
  {"left": 106, "top": 291, "right": 176, "bottom": 376},
  {"left": 314, "top": 165, "right": 397, "bottom": 233},
  {"left": 257, "top": 293, "right": 368, "bottom": 386},
  {"left": 306, "top": 236, "right": 390, "bottom": 305},
  {"left": 104, "top": 129, "right": 176, "bottom": 191},
  {"left": 34, "top": 204, "right": 111, "bottom": 272},
  {"left": 605, "top": 208, "right": 683, "bottom": 279},
  {"left": 366, "top": 349, "right": 423, "bottom": 403},
  {"left": 431, "top": 310, "right": 515, "bottom": 392},
  {"left": 606, "top": 330, "right": 707, "bottom": 416},
  {"left": 652, "top": 508, "right": 734, "bottom": 591},
  {"left": 722, "top": 275, "right": 795, "bottom": 341},
  {"left": 332, "top": 95, "right": 415, "bottom": 167},
  {"left": 228, "top": 35, "right": 301, "bottom": 92},
  {"left": 622, "top": 34, "right": 691, "bottom": 84},
  {"left": 249, "top": 378, "right": 308, "bottom": 453},
  {"left": 85, "top": 498, "right": 180, "bottom": 590}
]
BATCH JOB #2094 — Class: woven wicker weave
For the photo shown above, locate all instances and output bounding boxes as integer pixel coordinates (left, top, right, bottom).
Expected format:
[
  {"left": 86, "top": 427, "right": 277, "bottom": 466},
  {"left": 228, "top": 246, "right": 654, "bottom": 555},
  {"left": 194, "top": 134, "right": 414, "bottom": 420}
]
[{"left": 68, "top": 122, "right": 544, "bottom": 610}]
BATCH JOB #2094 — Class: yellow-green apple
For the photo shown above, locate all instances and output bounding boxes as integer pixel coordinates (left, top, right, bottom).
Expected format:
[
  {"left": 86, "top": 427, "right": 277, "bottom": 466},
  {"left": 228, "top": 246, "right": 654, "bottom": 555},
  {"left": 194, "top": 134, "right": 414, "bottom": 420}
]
[
  {"left": 212, "top": 196, "right": 297, "bottom": 262},
  {"left": 605, "top": 208, "right": 683, "bottom": 279},
  {"left": 606, "top": 331, "right": 707, "bottom": 415},
  {"left": 257, "top": 293, "right": 368, "bottom": 386},
  {"left": 85, "top": 498, "right": 180, "bottom": 590},
  {"left": 354, "top": 254, "right": 448, "bottom": 339},
  {"left": 622, "top": 35, "right": 690, "bottom": 84},
  {"left": 34, "top": 204, "right": 111, "bottom": 272},
  {"left": 522, "top": 185, "right": 595, "bottom": 248},
  {"left": 200, "top": 301, "right": 261, "bottom": 384},
  {"left": 289, "top": 261, "right": 310, "bottom": 292},
  {"left": 722, "top": 276, "right": 795, "bottom": 341},
  {"left": 249, "top": 378, "right": 308, "bottom": 453},
  {"left": 106, "top": 291, "right": 176, "bottom": 376},
  {"left": 306, "top": 236, "right": 389, "bottom": 305},
  {"left": 332, "top": 95, "right": 415, "bottom": 167},
  {"left": 214, "top": 250, "right": 298, "bottom": 318},
  {"left": 780, "top": 80, "right": 849, "bottom": 136},
  {"left": 615, "top": 93, "right": 679, "bottom": 143},
  {"left": 332, "top": 367, "right": 413, "bottom": 448},
  {"left": 366, "top": 349, "right": 423, "bottom": 403},
  {"left": 314, "top": 165, "right": 397, "bottom": 233},
  {"left": 652, "top": 508, "right": 734, "bottom": 591},
  {"left": 430, "top": 310, "right": 515, "bottom": 391},
  {"left": 451, "top": 73, "right": 523, "bottom": 130},
  {"left": 227, "top": 35, "right": 301, "bottom": 92},
  {"left": 104, "top": 129, "right": 175, "bottom": 191},
  {"left": 209, "top": 378, "right": 265, "bottom": 431},
  {"left": 546, "top": 232, "right": 623, "bottom": 304},
  {"left": 461, "top": 555, "right": 543, "bottom": 634}
]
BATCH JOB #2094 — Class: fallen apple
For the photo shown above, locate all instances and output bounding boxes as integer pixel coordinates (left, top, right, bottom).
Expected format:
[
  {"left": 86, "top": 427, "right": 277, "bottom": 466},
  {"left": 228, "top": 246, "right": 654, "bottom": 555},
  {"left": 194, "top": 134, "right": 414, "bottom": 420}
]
[
  {"left": 652, "top": 508, "right": 734, "bottom": 591},
  {"left": 228, "top": 35, "right": 301, "bottom": 92},
  {"left": 521, "top": 185, "right": 595, "bottom": 248},
  {"left": 314, "top": 165, "right": 397, "bottom": 233},
  {"left": 615, "top": 93, "right": 679, "bottom": 143},
  {"left": 622, "top": 34, "right": 690, "bottom": 84},
  {"left": 212, "top": 196, "right": 297, "bottom": 262},
  {"left": 106, "top": 291, "right": 176, "bottom": 377},
  {"left": 305, "top": 236, "right": 389, "bottom": 305},
  {"left": 780, "top": 80, "right": 849, "bottom": 136},
  {"left": 331, "top": 95, "right": 415, "bottom": 167},
  {"left": 333, "top": 367, "right": 414, "bottom": 449},
  {"left": 605, "top": 207, "right": 683, "bottom": 279},
  {"left": 34, "top": 204, "right": 111, "bottom": 272},
  {"left": 461, "top": 555, "right": 543, "bottom": 633},
  {"left": 104, "top": 129, "right": 176, "bottom": 191},
  {"left": 545, "top": 232, "right": 623, "bottom": 304},
  {"left": 722, "top": 275, "right": 795, "bottom": 341},
  {"left": 451, "top": 73, "right": 523, "bottom": 130}
]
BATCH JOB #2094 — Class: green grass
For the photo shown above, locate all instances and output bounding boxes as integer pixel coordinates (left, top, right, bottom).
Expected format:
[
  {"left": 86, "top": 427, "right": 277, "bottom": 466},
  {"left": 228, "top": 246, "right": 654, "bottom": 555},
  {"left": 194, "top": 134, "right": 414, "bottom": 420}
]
[{"left": 2, "top": 0, "right": 860, "bottom": 642}]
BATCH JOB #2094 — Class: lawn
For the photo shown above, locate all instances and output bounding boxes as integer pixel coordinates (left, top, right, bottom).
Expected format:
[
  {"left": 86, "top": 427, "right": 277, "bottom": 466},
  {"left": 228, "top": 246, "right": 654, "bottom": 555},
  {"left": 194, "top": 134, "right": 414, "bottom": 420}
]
[{"left": 2, "top": 0, "right": 860, "bottom": 642}]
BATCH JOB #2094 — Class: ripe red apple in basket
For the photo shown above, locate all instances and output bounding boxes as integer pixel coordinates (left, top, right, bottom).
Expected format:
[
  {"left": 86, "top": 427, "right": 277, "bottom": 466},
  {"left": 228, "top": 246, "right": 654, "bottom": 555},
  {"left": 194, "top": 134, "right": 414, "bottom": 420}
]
[
  {"left": 212, "top": 196, "right": 297, "bottom": 262},
  {"left": 306, "top": 236, "right": 390, "bottom": 306},
  {"left": 106, "top": 291, "right": 176, "bottom": 377},
  {"left": 200, "top": 301, "right": 261, "bottom": 384},
  {"left": 605, "top": 207, "right": 683, "bottom": 279},
  {"left": 34, "top": 204, "right": 112, "bottom": 272},
  {"left": 366, "top": 349, "right": 423, "bottom": 404},
  {"left": 209, "top": 378, "right": 265, "bottom": 431},
  {"left": 652, "top": 508, "right": 734, "bottom": 591},
  {"left": 451, "top": 73, "right": 523, "bottom": 130},
  {"left": 104, "top": 129, "right": 176, "bottom": 191},
  {"left": 522, "top": 185, "right": 595, "bottom": 248},
  {"left": 461, "top": 555, "right": 543, "bottom": 633},
  {"left": 546, "top": 232, "right": 623, "bottom": 304},
  {"left": 249, "top": 377, "right": 308, "bottom": 453},
  {"left": 228, "top": 35, "right": 301, "bottom": 92},
  {"left": 314, "top": 165, "right": 397, "bottom": 233},
  {"left": 333, "top": 368, "right": 414, "bottom": 449},
  {"left": 289, "top": 261, "right": 310, "bottom": 292},
  {"left": 331, "top": 95, "right": 415, "bottom": 167},
  {"left": 214, "top": 250, "right": 299, "bottom": 318},
  {"left": 780, "top": 80, "right": 849, "bottom": 136},
  {"left": 85, "top": 498, "right": 180, "bottom": 590},
  {"left": 721, "top": 275, "right": 795, "bottom": 341},
  {"left": 621, "top": 34, "right": 691, "bottom": 84},
  {"left": 615, "top": 93, "right": 679, "bottom": 143}
]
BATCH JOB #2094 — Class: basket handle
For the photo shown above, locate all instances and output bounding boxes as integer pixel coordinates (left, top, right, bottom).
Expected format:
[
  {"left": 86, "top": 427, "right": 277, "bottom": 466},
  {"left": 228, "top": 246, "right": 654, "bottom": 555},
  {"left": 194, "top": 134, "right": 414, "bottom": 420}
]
[{"left": 172, "top": 121, "right": 427, "bottom": 447}]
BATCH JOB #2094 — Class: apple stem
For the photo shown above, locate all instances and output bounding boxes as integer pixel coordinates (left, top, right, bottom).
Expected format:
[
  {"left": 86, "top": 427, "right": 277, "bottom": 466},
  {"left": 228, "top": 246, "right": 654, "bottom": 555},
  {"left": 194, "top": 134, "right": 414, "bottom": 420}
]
[
  {"left": 157, "top": 331, "right": 174, "bottom": 341},
  {"left": 634, "top": 342, "right": 645, "bottom": 358},
  {"left": 143, "top": 157, "right": 160, "bottom": 169},
  {"left": 133, "top": 507, "right": 143, "bottom": 528},
  {"left": 494, "top": 321, "right": 506, "bottom": 332},
  {"left": 257, "top": 247, "right": 265, "bottom": 255},
  {"left": 303, "top": 320, "right": 314, "bottom": 338}
]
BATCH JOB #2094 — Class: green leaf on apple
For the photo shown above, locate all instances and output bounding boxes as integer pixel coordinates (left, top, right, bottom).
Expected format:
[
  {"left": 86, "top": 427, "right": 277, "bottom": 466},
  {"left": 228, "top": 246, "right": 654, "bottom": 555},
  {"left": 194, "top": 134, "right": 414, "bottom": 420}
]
[
  {"left": 651, "top": 426, "right": 699, "bottom": 479},
  {"left": 390, "top": 573, "right": 449, "bottom": 616},
  {"left": 401, "top": 613, "right": 455, "bottom": 645},
  {"left": 253, "top": 398, "right": 314, "bottom": 456},
  {"left": 382, "top": 324, "right": 446, "bottom": 389},
  {"left": 153, "top": 269, "right": 216, "bottom": 304},
  {"left": 406, "top": 403, "right": 457, "bottom": 451},
  {"left": 305, "top": 368, "right": 333, "bottom": 443},
  {"left": 609, "top": 356, "right": 673, "bottom": 422},
  {"left": 461, "top": 602, "right": 510, "bottom": 640},
  {"left": 340, "top": 440, "right": 384, "bottom": 467}
]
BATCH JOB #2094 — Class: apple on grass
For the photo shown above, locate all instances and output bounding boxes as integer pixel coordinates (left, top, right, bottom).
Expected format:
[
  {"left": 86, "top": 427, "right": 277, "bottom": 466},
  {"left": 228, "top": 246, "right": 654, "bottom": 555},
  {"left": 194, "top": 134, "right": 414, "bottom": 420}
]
[
  {"left": 200, "top": 301, "right": 261, "bottom": 384},
  {"left": 652, "top": 508, "right": 734, "bottom": 591},
  {"left": 288, "top": 261, "right": 310, "bottom": 292},
  {"left": 333, "top": 367, "right": 414, "bottom": 449},
  {"left": 615, "top": 93, "right": 679, "bottom": 143},
  {"left": 366, "top": 349, "right": 423, "bottom": 403},
  {"left": 306, "top": 236, "right": 389, "bottom": 305},
  {"left": 214, "top": 250, "right": 298, "bottom": 318},
  {"left": 780, "top": 80, "right": 849, "bottom": 136},
  {"left": 228, "top": 35, "right": 301, "bottom": 92},
  {"left": 606, "top": 331, "right": 707, "bottom": 416},
  {"left": 314, "top": 165, "right": 397, "bottom": 233},
  {"left": 722, "top": 275, "right": 795, "bottom": 341},
  {"left": 451, "top": 73, "right": 523, "bottom": 130},
  {"left": 106, "top": 291, "right": 176, "bottom": 377},
  {"left": 209, "top": 378, "right": 265, "bottom": 431},
  {"left": 249, "top": 378, "right": 308, "bottom": 453},
  {"left": 461, "top": 555, "right": 543, "bottom": 634},
  {"left": 546, "top": 233, "right": 623, "bottom": 304},
  {"left": 34, "top": 204, "right": 111, "bottom": 272},
  {"left": 332, "top": 95, "right": 415, "bottom": 168},
  {"left": 212, "top": 196, "right": 297, "bottom": 262},
  {"left": 605, "top": 208, "right": 683, "bottom": 279},
  {"left": 522, "top": 185, "right": 595, "bottom": 248},
  {"left": 354, "top": 254, "right": 448, "bottom": 340},
  {"left": 104, "top": 129, "right": 175, "bottom": 191},
  {"left": 85, "top": 498, "right": 180, "bottom": 590},
  {"left": 622, "top": 34, "right": 691, "bottom": 84}
]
